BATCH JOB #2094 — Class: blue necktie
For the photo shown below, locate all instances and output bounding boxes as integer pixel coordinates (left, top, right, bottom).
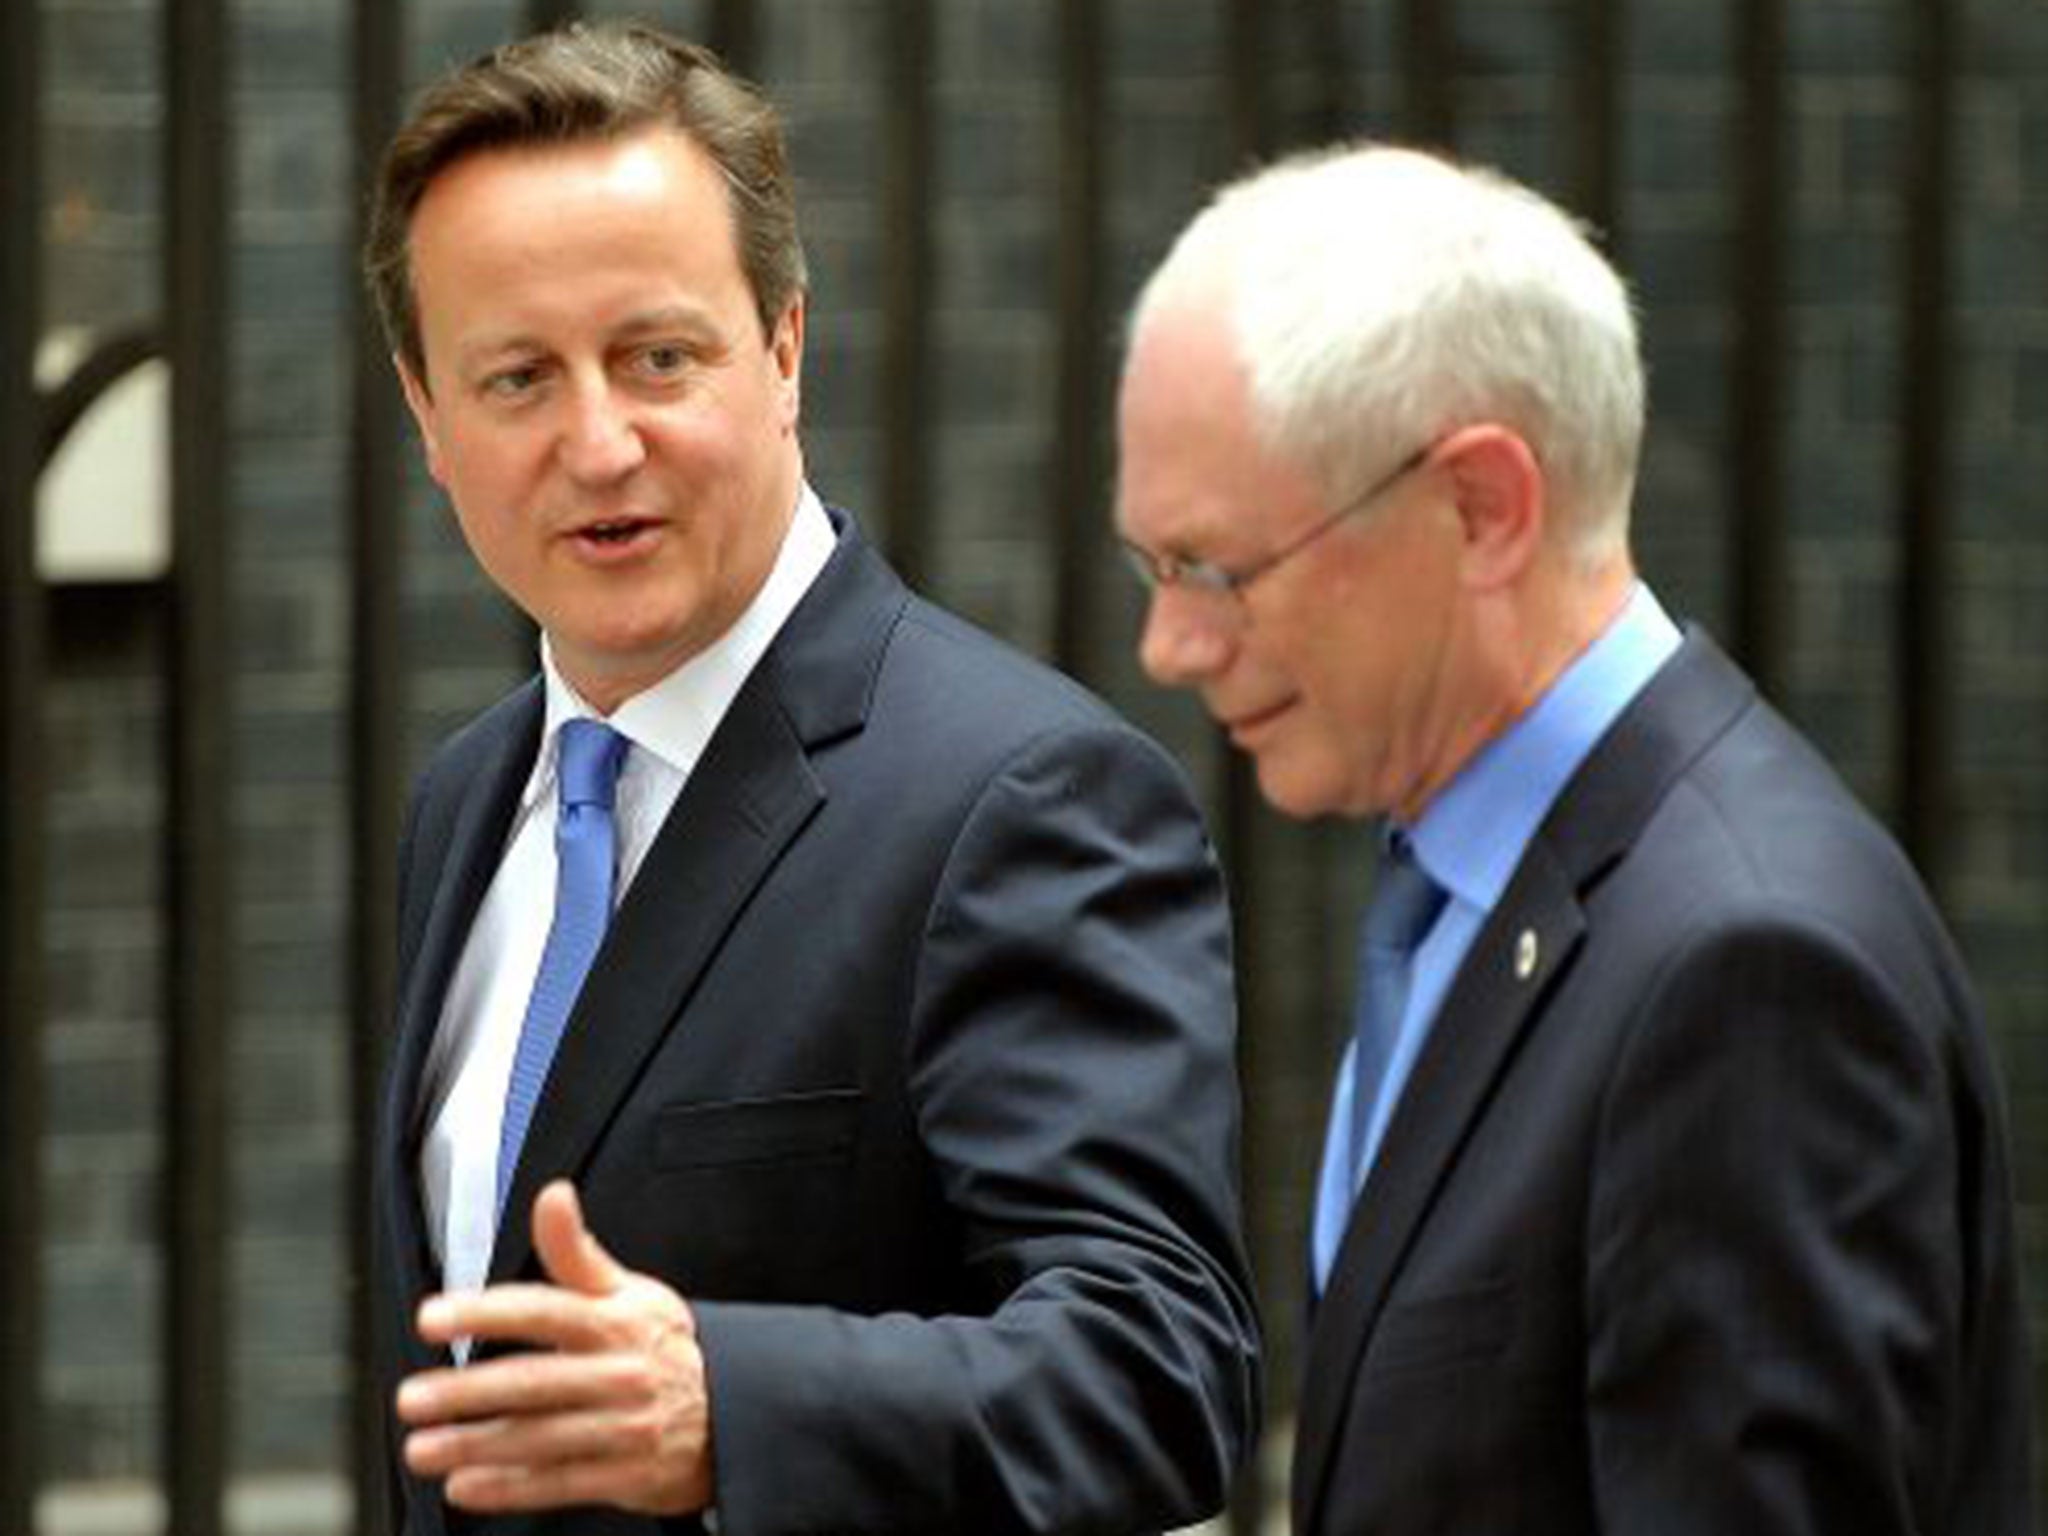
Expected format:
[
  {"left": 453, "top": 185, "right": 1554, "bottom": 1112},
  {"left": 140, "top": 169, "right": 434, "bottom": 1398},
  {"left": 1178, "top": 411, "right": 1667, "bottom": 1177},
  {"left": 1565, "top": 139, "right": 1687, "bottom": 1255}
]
[
  {"left": 1312, "top": 836, "right": 1446, "bottom": 1287},
  {"left": 1346, "top": 838, "right": 1446, "bottom": 1181},
  {"left": 496, "top": 719, "right": 628, "bottom": 1220}
]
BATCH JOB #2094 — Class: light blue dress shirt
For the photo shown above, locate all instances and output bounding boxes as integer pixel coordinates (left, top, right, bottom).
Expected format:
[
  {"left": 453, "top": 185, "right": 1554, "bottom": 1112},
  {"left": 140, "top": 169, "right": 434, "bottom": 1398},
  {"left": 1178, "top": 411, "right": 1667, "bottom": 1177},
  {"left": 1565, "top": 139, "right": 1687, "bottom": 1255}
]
[{"left": 1311, "top": 584, "right": 1683, "bottom": 1292}]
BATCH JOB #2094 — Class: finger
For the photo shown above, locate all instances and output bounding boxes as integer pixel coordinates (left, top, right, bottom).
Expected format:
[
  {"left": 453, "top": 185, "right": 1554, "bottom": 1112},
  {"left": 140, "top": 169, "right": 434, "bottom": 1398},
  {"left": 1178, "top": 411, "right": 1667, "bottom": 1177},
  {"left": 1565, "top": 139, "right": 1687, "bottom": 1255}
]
[
  {"left": 405, "top": 1399, "right": 656, "bottom": 1476},
  {"left": 415, "top": 1283, "right": 613, "bottom": 1352},
  {"left": 443, "top": 1452, "right": 661, "bottom": 1515},
  {"left": 420, "top": 1349, "right": 711, "bottom": 1518},
  {"left": 397, "top": 1351, "right": 653, "bottom": 1427},
  {"left": 531, "top": 1180, "right": 629, "bottom": 1298}
]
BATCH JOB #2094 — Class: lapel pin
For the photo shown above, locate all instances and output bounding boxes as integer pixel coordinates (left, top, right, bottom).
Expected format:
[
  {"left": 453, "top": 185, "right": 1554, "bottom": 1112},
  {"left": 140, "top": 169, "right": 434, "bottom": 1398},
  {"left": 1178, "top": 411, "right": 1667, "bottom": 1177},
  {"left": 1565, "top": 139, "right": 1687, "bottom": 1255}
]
[{"left": 1514, "top": 928, "right": 1540, "bottom": 981}]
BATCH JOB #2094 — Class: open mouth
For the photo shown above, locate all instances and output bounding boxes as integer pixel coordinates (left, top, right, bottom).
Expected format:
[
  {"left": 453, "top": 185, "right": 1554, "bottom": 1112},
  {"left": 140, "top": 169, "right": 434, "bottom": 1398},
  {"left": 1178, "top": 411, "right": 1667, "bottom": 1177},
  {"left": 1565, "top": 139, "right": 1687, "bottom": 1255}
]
[
  {"left": 560, "top": 515, "right": 664, "bottom": 566},
  {"left": 579, "top": 517, "right": 653, "bottom": 544}
]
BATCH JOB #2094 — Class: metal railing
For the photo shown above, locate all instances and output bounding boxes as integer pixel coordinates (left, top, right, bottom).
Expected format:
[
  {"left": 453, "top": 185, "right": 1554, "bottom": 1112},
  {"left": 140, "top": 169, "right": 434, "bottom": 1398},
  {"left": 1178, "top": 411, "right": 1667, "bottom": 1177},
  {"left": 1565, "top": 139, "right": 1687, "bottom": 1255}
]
[{"left": 0, "top": 0, "right": 1994, "bottom": 1528}]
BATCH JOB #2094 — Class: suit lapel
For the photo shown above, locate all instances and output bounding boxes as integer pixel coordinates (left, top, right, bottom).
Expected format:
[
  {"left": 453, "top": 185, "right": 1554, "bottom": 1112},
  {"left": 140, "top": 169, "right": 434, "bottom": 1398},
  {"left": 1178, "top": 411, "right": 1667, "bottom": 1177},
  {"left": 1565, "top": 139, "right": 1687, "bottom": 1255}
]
[
  {"left": 380, "top": 686, "right": 540, "bottom": 1364},
  {"left": 1291, "top": 630, "right": 1758, "bottom": 1532},
  {"left": 487, "top": 515, "right": 905, "bottom": 1282},
  {"left": 1292, "top": 843, "right": 1585, "bottom": 1527},
  {"left": 389, "top": 689, "right": 543, "bottom": 1145},
  {"left": 488, "top": 679, "right": 825, "bottom": 1280}
]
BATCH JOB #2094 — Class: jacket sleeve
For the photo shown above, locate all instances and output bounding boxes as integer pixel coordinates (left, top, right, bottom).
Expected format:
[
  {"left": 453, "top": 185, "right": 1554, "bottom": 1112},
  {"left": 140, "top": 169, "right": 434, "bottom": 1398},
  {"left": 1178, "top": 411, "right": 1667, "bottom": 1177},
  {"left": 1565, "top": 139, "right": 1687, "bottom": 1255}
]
[
  {"left": 1583, "top": 906, "right": 1999, "bottom": 1534},
  {"left": 694, "top": 722, "right": 1263, "bottom": 1535}
]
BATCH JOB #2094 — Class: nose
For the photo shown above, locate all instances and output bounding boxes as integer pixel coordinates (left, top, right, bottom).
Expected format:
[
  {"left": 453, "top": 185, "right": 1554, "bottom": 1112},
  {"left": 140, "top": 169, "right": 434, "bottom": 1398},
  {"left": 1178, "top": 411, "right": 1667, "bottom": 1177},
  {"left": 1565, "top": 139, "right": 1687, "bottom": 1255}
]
[
  {"left": 558, "top": 379, "right": 647, "bottom": 484},
  {"left": 1137, "top": 586, "right": 1234, "bottom": 688}
]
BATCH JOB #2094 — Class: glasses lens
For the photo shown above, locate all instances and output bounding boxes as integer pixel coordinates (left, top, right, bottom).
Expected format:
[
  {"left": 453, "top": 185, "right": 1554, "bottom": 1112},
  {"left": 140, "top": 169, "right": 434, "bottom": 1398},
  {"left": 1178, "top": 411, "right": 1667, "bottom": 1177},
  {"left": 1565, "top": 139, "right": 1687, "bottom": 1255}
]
[
  {"left": 1119, "top": 542, "right": 1163, "bottom": 589},
  {"left": 1119, "top": 545, "right": 1248, "bottom": 632}
]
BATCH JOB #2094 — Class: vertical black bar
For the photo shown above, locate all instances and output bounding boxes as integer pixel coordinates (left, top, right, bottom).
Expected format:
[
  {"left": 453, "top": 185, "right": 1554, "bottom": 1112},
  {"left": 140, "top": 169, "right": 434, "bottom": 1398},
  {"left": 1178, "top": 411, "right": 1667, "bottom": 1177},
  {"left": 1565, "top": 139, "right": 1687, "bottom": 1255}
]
[
  {"left": 1897, "top": 0, "right": 1952, "bottom": 878},
  {"left": 1216, "top": 739, "right": 1272, "bottom": 1536},
  {"left": 527, "top": 0, "right": 578, "bottom": 33},
  {"left": 1730, "top": 0, "right": 1788, "bottom": 693},
  {"left": 350, "top": 0, "right": 404, "bottom": 1526},
  {"left": 165, "top": 0, "right": 233, "bottom": 1528},
  {"left": 879, "top": 0, "right": 935, "bottom": 588},
  {"left": 1573, "top": 0, "right": 1623, "bottom": 245},
  {"left": 1220, "top": 8, "right": 1276, "bottom": 1532},
  {"left": 1050, "top": 0, "right": 1105, "bottom": 674},
  {"left": 0, "top": 0, "right": 46, "bottom": 1527},
  {"left": 1217, "top": 0, "right": 1275, "bottom": 872},
  {"left": 1300, "top": 0, "right": 1352, "bottom": 143},
  {"left": 1400, "top": 0, "right": 1457, "bottom": 145},
  {"left": 708, "top": 0, "right": 761, "bottom": 76},
  {"left": 1224, "top": 0, "right": 1271, "bottom": 170}
]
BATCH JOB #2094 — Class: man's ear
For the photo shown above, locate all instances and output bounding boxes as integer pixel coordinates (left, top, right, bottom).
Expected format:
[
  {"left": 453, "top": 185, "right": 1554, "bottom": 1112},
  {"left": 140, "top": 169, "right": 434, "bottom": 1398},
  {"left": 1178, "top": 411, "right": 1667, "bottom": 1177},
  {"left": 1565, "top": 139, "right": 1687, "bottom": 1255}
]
[
  {"left": 1439, "top": 424, "right": 1545, "bottom": 591},
  {"left": 395, "top": 357, "right": 449, "bottom": 487},
  {"left": 769, "top": 296, "right": 805, "bottom": 433}
]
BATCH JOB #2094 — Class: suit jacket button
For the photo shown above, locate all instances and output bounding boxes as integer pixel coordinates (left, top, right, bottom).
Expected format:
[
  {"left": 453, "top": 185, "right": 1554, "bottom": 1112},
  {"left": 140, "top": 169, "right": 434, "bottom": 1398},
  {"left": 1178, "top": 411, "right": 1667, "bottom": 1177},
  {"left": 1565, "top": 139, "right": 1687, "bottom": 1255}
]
[{"left": 1515, "top": 928, "right": 1540, "bottom": 980}]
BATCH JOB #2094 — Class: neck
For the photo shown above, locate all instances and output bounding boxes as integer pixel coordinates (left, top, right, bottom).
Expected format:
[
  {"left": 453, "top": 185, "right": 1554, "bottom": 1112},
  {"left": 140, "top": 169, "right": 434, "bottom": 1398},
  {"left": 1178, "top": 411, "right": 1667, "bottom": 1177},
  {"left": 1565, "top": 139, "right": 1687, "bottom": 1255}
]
[
  {"left": 1516, "top": 554, "right": 1637, "bottom": 703},
  {"left": 1393, "top": 554, "right": 1637, "bottom": 824}
]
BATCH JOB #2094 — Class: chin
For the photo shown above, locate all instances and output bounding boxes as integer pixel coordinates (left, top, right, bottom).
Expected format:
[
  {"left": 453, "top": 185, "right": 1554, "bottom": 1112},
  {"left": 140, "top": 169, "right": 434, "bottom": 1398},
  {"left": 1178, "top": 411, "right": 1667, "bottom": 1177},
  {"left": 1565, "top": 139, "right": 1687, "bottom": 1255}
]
[{"left": 1252, "top": 755, "right": 1347, "bottom": 823}]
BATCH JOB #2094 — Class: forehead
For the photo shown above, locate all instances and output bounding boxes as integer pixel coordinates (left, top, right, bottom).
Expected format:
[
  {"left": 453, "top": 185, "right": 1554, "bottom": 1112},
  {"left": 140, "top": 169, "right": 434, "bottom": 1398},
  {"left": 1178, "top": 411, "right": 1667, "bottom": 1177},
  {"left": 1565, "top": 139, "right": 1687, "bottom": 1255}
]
[
  {"left": 412, "top": 128, "right": 736, "bottom": 283},
  {"left": 1116, "top": 304, "right": 1321, "bottom": 546},
  {"left": 425, "top": 124, "right": 727, "bottom": 229},
  {"left": 406, "top": 127, "right": 747, "bottom": 368}
]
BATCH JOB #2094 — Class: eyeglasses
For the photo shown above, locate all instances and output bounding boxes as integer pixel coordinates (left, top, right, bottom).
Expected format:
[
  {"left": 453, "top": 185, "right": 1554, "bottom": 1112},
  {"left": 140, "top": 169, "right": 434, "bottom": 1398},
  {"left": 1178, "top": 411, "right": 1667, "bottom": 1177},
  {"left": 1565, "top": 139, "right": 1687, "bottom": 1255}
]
[{"left": 1120, "top": 442, "right": 1434, "bottom": 602}]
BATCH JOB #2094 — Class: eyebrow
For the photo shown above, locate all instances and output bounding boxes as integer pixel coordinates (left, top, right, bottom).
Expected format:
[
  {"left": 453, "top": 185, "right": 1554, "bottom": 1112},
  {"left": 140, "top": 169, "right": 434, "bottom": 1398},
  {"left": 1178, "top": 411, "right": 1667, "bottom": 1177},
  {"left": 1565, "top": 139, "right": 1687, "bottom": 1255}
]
[
  {"left": 1119, "top": 502, "right": 1239, "bottom": 564},
  {"left": 452, "top": 305, "right": 724, "bottom": 373},
  {"left": 610, "top": 305, "right": 720, "bottom": 341}
]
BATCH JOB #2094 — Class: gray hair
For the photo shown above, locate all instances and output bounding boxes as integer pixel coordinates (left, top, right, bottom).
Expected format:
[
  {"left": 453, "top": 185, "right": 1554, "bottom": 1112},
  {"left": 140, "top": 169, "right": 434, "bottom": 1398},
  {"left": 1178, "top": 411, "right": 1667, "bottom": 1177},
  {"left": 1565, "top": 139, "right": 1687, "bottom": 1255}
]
[{"left": 1131, "top": 142, "right": 1645, "bottom": 565}]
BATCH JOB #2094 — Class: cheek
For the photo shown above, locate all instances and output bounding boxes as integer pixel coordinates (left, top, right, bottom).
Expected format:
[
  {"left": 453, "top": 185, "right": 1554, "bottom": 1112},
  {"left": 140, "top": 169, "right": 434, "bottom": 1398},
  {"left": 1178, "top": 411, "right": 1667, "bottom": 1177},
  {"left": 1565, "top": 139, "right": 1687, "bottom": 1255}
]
[
  {"left": 1265, "top": 607, "right": 1348, "bottom": 703},
  {"left": 437, "top": 450, "right": 541, "bottom": 562},
  {"left": 447, "top": 502, "right": 519, "bottom": 585},
  {"left": 1290, "top": 614, "right": 1392, "bottom": 757},
  {"left": 433, "top": 421, "right": 516, "bottom": 497},
  {"left": 473, "top": 436, "right": 579, "bottom": 538}
]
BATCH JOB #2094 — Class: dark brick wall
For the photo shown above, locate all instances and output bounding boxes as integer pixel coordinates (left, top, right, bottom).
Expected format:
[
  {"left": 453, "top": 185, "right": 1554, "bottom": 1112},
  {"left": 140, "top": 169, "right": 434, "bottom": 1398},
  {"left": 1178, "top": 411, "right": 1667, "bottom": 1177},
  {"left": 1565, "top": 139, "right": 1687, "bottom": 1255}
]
[
  {"left": 42, "top": 0, "right": 168, "bottom": 1484},
  {"left": 33, "top": 0, "right": 2048, "bottom": 1502}
]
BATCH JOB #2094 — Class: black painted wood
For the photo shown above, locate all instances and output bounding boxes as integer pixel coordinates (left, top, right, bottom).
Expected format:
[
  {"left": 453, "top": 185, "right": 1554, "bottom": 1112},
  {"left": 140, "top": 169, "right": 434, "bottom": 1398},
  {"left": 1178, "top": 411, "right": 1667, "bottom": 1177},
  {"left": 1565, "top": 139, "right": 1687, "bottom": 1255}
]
[
  {"left": 1052, "top": 0, "right": 1107, "bottom": 675},
  {"left": 1401, "top": 0, "right": 1457, "bottom": 146},
  {"left": 0, "top": 0, "right": 46, "bottom": 1522},
  {"left": 1575, "top": 0, "right": 1624, "bottom": 245},
  {"left": 348, "top": 0, "right": 405, "bottom": 1525},
  {"left": 880, "top": 0, "right": 936, "bottom": 589},
  {"left": 1731, "top": 0, "right": 1789, "bottom": 697},
  {"left": 165, "top": 0, "right": 234, "bottom": 1526},
  {"left": 1899, "top": 0, "right": 1955, "bottom": 879},
  {"left": 709, "top": 0, "right": 761, "bottom": 75}
]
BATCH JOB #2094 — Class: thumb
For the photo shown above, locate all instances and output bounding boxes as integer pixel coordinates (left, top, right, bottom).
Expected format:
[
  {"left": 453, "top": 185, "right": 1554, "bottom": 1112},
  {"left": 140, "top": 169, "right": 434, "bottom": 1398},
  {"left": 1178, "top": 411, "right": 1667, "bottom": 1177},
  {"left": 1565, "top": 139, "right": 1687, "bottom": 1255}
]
[{"left": 530, "top": 1179, "right": 627, "bottom": 1297}]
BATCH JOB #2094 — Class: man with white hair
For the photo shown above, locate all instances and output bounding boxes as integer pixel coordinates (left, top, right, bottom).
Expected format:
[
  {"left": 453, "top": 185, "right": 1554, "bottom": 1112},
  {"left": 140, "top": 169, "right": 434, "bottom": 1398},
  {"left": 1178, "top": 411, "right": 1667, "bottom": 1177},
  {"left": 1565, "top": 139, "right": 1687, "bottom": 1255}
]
[{"left": 1116, "top": 142, "right": 2032, "bottom": 1534}]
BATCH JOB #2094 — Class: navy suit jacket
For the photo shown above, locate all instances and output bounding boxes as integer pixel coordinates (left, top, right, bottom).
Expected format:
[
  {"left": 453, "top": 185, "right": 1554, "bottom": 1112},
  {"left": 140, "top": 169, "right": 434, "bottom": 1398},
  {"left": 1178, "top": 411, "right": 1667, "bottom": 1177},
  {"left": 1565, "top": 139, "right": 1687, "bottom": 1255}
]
[
  {"left": 1293, "top": 632, "right": 2032, "bottom": 1535},
  {"left": 375, "top": 515, "right": 1260, "bottom": 1535}
]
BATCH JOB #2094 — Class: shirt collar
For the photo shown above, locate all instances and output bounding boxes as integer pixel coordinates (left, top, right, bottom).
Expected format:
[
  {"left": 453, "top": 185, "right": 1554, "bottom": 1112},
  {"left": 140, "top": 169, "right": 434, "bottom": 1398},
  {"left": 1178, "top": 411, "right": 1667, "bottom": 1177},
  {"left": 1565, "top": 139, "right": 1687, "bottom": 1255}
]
[
  {"left": 522, "top": 484, "right": 837, "bottom": 811},
  {"left": 1405, "top": 582, "right": 1681, "bottom": 913}
]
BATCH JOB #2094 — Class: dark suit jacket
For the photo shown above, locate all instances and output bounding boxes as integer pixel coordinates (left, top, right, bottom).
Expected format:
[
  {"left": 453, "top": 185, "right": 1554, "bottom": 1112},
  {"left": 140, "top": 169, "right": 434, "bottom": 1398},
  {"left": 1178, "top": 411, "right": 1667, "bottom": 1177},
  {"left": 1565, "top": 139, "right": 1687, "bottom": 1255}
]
[
  {"left": 375, "top": 515, "right": 1260, "bottom": 1536},
  {"left": 1294, "top": 632, "right": 2032, "bottom": 1536}
]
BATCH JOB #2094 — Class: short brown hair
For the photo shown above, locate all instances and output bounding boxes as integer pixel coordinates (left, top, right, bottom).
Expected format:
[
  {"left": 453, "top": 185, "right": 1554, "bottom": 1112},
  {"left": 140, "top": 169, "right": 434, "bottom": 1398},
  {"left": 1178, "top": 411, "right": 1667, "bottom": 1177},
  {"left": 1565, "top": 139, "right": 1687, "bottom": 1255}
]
[{"left": 364, "top": 21, "right": 807, "bottom": 385}]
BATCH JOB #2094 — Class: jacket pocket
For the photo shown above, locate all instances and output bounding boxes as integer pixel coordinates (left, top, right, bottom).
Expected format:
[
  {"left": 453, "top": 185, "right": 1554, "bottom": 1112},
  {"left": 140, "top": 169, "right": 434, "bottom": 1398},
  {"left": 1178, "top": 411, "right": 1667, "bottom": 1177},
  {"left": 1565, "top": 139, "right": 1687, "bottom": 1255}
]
[
  {"left": 1364, "top": 1275, "right": 1515, "bottom": 1377},
  {"left": 654, "top": 1088, "right": 862, "bottom": 1170}
]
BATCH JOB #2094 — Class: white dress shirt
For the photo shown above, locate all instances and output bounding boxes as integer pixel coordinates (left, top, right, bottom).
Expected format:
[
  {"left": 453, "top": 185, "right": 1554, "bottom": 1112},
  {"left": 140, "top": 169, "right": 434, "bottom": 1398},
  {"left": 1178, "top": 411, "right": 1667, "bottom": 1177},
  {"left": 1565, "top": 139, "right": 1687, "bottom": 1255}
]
[{"left": 419, "top": 489, "right": 836, "bottom": 1298}]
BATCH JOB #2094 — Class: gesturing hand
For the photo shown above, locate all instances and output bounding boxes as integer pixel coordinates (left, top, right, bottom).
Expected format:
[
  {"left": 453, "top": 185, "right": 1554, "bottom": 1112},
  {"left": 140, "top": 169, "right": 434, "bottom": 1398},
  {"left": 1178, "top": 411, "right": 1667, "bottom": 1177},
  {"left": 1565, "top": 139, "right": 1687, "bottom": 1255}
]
[{"left": 396, "top": 1180, "right": 713, "bottom": 1515}]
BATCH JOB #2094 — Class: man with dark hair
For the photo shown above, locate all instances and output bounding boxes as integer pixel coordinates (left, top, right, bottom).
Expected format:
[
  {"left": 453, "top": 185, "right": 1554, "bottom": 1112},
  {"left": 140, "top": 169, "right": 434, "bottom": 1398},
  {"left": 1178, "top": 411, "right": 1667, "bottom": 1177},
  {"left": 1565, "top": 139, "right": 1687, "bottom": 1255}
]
[
  {"left": 1116, "top": 140, "right": 2031, "bottom": 1535},
  {"left": 367, "top": 23, "right": 1258, "bottom": 1535}
]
